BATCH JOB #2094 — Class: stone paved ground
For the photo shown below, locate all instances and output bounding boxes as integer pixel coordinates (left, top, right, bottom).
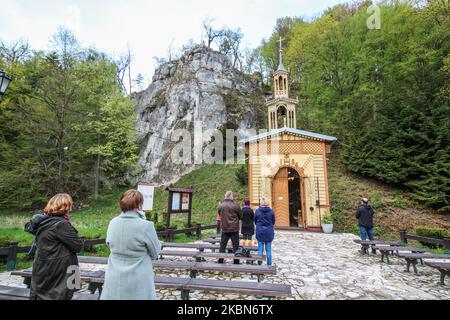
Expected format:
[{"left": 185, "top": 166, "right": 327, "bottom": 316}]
[{"left": 1, "top": 230, "right": 448, "bottom": 300}]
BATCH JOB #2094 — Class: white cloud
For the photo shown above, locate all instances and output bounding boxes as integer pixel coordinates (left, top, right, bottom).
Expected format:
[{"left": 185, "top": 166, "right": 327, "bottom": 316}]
[{"left": 1, "top": 0, "right": 346, "bottom": 90}]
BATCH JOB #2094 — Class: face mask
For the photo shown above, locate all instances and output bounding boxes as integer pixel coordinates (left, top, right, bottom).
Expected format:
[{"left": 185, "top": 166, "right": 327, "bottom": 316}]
[{"left": 137, "top": 206, "right": 146, "bottom": 219}]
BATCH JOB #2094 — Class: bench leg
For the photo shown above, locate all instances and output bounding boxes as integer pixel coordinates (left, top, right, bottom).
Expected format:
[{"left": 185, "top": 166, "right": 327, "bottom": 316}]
[
  {"left": 405, "top": 259, "right": 412, "bottom": 273},
  {"left": 181, "top": 289, "right": 190, "bottom": 300},
  {"left": 360, "top": 245, "right": 368, "bottom": 254},
  {"left": 386, "top": 252, "right": 390, "bottom": 264},
  {"left": 257, "top": 275, "right": 263, "bottom": 282},
  {"left": 439, "top": 270, "right": 446, "bottom": 285},
  {"left": 23, "top": 277, "right": 31, "bottom": 288},
  {"left": 88, "top": 283, "right": 103, "bottom": 294},
  {"left": 403, "top": 258, "right": 420, "bottom": 275},
  {"left": 381, "top": 252, "right": 385, "bottom": 263}
]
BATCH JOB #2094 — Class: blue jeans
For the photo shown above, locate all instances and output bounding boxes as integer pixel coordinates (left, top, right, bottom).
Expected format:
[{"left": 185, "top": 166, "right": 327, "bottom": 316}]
[
  {"left": 359, "top": 226, "right": 374, "bottom": 241},
  {"left": 258, "top": 241, "right": 272, "bottom": 266}
]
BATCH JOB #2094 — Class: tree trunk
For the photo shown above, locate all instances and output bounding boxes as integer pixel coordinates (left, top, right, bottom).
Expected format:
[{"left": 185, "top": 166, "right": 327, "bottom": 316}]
[{"left": 94, "top": 135, "right": 101, "bottom": 200}]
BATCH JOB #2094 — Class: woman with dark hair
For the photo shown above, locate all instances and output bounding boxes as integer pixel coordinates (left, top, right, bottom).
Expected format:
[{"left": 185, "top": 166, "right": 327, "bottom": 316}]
[
  {"left": 25, "top": 193, "right": 83, "bottom": 300},
  {"left": 101, "top": 190, "right": 161, "bottom": 300},
  {"left": 241, "top": 198, "right": 254, "bottom": 240}
]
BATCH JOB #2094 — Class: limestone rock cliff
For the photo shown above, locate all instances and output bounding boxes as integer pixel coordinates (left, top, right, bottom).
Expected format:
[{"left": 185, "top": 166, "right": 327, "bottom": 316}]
[{"left": 134, "top": 45, "right": 265, "bottom": 185}]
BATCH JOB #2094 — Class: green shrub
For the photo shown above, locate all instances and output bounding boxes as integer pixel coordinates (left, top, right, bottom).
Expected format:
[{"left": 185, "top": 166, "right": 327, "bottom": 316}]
[
  {"left": 183, "top": 220, "right": 201, "bottom": 228},
  {"left": 145, "top": 211, "right": 161, "bottom": 222},
  {"left": 152, "top": 221, "right": 166, "bottom": 232},
  {"left": 391, "top": 194, "right": 408, "bottom": 209},
  {"left": 0, "top": 236, "right": 13, "bottom": 247},
  {"left": 321, "top": 214, "right": 332, "bottom": 224},
  {"left": 416, "top": 227, "right": 449, "bottom": 239},
  {"left": 370, "top": 191, "right": 385, "bottom": 209},
  {"left": 415, "top": 227, "right": 449, "bottom": 249},
  {"left": 235, "top": 165, "right": 248, "bottom": 186}
]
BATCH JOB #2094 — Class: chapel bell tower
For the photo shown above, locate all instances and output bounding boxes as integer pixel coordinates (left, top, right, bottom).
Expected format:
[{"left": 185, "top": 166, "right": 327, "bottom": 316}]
[{"left": 267, "top": 37, "right": 298, "bottom": 130}]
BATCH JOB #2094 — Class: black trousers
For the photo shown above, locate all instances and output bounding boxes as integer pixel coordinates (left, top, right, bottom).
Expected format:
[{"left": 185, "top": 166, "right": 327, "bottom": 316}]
[
  {"left": 219, "top": 232, "right": 240, "bottom": 264},
  {"left": 242, "top": 234, "right": 253, "bottom": 240}
]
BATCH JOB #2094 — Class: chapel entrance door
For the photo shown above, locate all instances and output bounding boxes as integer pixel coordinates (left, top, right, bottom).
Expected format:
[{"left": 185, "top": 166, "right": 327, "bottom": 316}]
[{"left": 272, "top": 167, "right": 289, "bottom": 227}]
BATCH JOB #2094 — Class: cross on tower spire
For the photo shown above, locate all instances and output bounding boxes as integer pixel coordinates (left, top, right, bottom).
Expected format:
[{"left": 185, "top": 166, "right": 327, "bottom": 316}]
[
  {"left": 278, "top": 37, "right": 284, "bottom": 64},
  {"left": 277, "top": 36, "right": 286, "bottom": 72}
]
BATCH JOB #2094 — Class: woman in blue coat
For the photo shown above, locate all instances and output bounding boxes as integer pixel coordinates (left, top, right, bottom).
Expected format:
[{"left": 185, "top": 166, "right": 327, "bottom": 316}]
[{"left": 254, "top": 198, "right": 275, "bottom": 266}]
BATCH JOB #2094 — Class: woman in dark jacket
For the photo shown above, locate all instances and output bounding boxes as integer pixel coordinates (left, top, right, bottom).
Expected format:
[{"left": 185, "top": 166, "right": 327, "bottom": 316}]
[
  {"left": 254, "top": 198, "right": 275, "bottom": 266},
  {"left": 25, "top": 193, "right": 83, "bottom": 300},
  {"left": 241, "top": 198, "right": 254, "bottom": 240}
]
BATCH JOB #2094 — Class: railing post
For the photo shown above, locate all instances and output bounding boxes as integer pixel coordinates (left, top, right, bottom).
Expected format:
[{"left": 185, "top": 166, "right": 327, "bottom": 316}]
[
  {"left": 6, "top": 241, "right": 19, "bottom": 272},
  {"left": 216, "top": 221, "right": 221, "bottom": 234},
  {"left": 399, "top": 230, "right": 407, "bottom": 244},
  {"left": 196, "top": 224, "right": 202, "bottom": 240},
  {"left": 443, "top": 237, "right": 450, "bottom": 253},
  {"left": 78, "top": 237, "right": 85, "bottom": 256}
]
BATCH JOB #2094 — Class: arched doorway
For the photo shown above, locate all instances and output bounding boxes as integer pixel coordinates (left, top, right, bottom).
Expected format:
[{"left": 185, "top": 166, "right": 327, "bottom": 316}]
[{"left": 271, "top": 166, "right": 304, "bottom": 228}]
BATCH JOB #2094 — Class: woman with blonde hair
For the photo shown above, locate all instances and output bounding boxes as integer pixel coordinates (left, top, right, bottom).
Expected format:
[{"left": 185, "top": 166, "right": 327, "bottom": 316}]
[
  {"left": 24, "top": 193, "right": 83, "bottom": 300},
  {"left": 100, "top": 189, "right": 161, "bottom": 300}
]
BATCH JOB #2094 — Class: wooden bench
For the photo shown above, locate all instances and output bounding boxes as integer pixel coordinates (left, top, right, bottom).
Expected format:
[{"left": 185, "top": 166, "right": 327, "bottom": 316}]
[
  {"left": 0, "top": 284, "right": 99, "bottom": 300},
  {"left": 396, "top": 253, "right": 450, "bottom": 275},
  {"left": 78, "top": 256, "right": 275, "bottom": 282},
  {"left": 353, "top": 240, "right": 403, "bottom": 254},
  {"left": 162, "top": 242, "right": 258, "bottom": 252},
  {"left": 160, "top": 250, "right": 265, "bottom": 263},
  {"left": 424, "top": 261, "right": 450, "bottom": 285},
  {"left": 372, "top": 245, "right": 427, "bottom": 263},
  {"left": 11, "top": 269, "right": 291, "bottom": 300}
]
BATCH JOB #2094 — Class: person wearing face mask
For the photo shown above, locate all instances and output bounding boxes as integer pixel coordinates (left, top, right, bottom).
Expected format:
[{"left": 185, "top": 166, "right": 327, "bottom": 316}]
[
  {"left": 24, "top": 193, "right": 83, "bottom": 300},
  {"left": 100, "top": 190, "right": 162, "bottom": 300}
]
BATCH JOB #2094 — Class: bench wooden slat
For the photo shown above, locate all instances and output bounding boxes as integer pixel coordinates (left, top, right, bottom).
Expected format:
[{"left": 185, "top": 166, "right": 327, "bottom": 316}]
[
  {"left": 0, "top": 285, "right": 99, "bottom": 300},
  {"left": 396, "top": 253, "right": 450, "bottom": 259},
  {"left": 160, "top": 250, "right": 265, "bottom": 261},
  {"left": 11, "top": 270, "right": 291, "bottom": 298},
  {"left": 77, "top": 256, "right": 275, "bottom": 274},
  {"left": 372, "top": 246, "right": 427, "bottom": 252},
  {"left": 186, "top": 278, "right": 291, "bottom": 297},
  {"left": 162, "top": 242, "right": 258, "bottom": 251},
  {"left": 353, "top": 240, "right": 402, "bottom": 245},
  {"left": 424, "top": 261, "right": 450, "bottom": 269}
]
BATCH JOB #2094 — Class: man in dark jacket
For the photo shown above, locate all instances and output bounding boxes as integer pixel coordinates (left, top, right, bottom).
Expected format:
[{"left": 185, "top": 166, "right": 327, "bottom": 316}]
[
  {"left": 217, "top": 191, "right": 242, "bottom": 264},
  {"left": 356, "top": 198, "right": 375, "bottom": 242}
]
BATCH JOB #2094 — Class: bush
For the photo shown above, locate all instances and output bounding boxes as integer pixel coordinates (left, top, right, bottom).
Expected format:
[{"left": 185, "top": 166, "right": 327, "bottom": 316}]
[
  {"left": 0, "top": 236, "right": 13, "bottom": 248},
  {"left": 416, "top": 227, "right": 449, "bottom": 239},
  {"left": 321, "top": 214, "right": 332, "bottom": 224},
  {"left": 415, "top": 227, "right": 449, "bottom": 249},
  {"left": 235, "top": 165, "right": 248, "bottom": 186},
  {"left": 183, "top": 220, "right": 201, "bottom": 228},
  {"left": 154, "top": 222, "right": 167, "bottom": 232},
  {"left": 145, "top": 211, "right": 161, "bottom": 222}
]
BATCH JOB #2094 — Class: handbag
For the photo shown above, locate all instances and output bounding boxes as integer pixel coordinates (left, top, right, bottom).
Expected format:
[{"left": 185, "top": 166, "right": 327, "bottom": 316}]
[{"left": 234, "top": 246, "right": 251, "bottom": 257}]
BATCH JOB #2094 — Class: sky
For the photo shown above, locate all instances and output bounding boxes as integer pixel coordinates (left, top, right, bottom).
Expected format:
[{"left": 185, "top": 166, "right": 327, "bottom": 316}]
[{"left": 1, "top": 0, "right": 346, "bottom": 89}]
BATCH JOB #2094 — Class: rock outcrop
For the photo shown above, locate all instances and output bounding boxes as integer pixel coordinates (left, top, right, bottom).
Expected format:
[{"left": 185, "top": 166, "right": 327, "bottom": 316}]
[{"left": 133, "top": 45, "right": 264, "bottom": 185}]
